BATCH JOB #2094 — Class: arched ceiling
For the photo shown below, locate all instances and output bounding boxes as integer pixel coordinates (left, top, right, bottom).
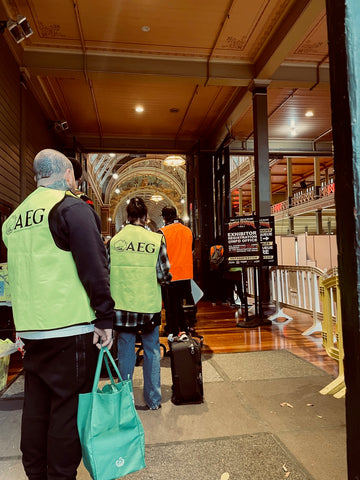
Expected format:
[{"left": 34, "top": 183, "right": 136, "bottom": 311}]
[
  {"left": 111, "top": 189, "right": 184, "bottom": 232},
  {"left": 87, "top": 154, "right": 187, "bottom": 231}
]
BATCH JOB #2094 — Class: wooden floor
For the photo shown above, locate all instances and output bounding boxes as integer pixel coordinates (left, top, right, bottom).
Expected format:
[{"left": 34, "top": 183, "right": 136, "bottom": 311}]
[
  {"left": 5, "top": 299, "right": 339, "bottom": 388},
  {"left": 184, "top": 300, "right": 339, "bottom": 377}
]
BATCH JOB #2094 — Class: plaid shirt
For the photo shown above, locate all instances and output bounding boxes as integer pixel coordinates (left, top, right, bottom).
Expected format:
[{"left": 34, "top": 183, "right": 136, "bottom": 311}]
[{"left": 114, "top": 238, "right": 171, "bottom": 329}]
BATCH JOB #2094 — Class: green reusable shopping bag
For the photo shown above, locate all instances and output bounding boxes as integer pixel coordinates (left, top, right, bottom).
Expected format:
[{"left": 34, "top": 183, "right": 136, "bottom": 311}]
[{"left": 77, "top": 346, "right": 146, "bottom": 480}]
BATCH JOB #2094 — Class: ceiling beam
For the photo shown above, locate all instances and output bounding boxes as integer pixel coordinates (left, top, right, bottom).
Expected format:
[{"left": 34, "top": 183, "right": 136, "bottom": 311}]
[
  {"left": 209, "top": 0, "right": 327, "bottom": 150},
  {"left": 61, "top": 133, "right": 198, "bottom": 154},
  {"left": 22, "top": 49, "right": 329, "bottom": 88},
  {"left": 254, "top": 0, "right": 326, "bottom": 80},
  {"left": 230, "top": 138, "right": 333, "bottom": 155}
]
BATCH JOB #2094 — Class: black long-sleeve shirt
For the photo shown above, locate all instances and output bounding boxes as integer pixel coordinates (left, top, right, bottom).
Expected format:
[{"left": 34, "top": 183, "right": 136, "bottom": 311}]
[{"left": 49, "top": 192, "right": 115, "bottom": 330}]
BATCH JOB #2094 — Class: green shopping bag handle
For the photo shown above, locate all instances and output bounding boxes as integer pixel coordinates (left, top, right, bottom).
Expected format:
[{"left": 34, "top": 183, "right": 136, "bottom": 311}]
[{"left": 92, "top": 346, "right": 124, "bottom": 393}]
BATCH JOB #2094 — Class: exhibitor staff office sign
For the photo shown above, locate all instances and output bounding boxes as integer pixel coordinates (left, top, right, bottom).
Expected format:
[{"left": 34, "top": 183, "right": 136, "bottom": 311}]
[
  {"left": 225, "top": 216, "right": 277, "bottom": 267},
  {"left": 226, "top": 216, "right": 260, "bottom": 266}
]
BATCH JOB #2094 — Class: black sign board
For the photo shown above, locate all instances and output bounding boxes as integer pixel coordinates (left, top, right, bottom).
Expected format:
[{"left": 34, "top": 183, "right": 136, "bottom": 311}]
[
  {"left": 225, "top": 216, "right": 261, "bottom": 266},
  {"left": 259, "top": 216, "right": 277, "bottom": 266},
  {"left": 225, "top": 215, "right": 277, "bottom": 267}
]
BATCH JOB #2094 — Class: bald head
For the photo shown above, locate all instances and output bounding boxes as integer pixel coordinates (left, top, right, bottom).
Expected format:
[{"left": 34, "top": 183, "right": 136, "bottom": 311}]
[{"left": 34, "top": 149, "right": 75, "bottom": 190}]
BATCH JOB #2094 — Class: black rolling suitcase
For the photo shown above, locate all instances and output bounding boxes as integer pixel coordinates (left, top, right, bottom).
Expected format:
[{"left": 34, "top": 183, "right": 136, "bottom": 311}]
[{"left": 169, "top": 334, "right": 204, "bottom": 405}]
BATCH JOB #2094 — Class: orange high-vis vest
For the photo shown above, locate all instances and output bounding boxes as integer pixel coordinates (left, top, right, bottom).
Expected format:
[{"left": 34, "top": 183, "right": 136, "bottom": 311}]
[
  {"left": 160, "top": 221, "right": 193, "bottom": 281},
  {"left": 210, "top": 244, "right": 224, "bottom": 258}
]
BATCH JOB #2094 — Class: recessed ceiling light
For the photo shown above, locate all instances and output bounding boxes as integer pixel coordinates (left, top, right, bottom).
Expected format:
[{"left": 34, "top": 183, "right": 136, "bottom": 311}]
[
  {"left": 112, "top": 173, "right": 119, "bottom": 180},
  {"left": 305, "top": 110, "right": 314, "bottom": 117},
  {"left": 115, "top": 187, "right": 120, "bottom": 194},
  {"left": 141, "top": 25, "right": 150, "bottom": 32},
  {"left": 135, "top": 105, "right": 144, "bottom": 113}
]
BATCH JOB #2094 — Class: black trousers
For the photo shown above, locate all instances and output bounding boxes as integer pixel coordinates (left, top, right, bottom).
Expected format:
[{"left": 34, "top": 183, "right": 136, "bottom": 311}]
[
  {"left": 209, "top": 268, "right": 226, "bottom": 303},
  {"left": 21, "top": 332, "right": 98, "bottom": 480},
  {"left": 162, "top": 280, "right": 193, "bottom": 335},
  {"left": 223, "top": 271, "right": 245, "bottom": 305}
]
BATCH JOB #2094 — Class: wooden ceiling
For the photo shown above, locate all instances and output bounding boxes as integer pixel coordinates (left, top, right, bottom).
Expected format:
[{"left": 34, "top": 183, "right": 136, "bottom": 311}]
[{"left": 1, "top": 0, "right": 333, "bottom": 215}]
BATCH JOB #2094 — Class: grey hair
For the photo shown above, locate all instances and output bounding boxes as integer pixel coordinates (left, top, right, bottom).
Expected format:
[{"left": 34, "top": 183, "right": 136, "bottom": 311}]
[{"left": 33, "top": 149, "right": 73, "bottom": 189}]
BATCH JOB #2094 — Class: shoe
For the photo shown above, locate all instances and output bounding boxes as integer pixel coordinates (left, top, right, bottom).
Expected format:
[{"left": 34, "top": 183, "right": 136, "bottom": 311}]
[
  {"left": 178, "top": 332, "right": 189, "bottom": 341},
  {"left": 147, "top": 404, "right": 161, "bottom": 410}
]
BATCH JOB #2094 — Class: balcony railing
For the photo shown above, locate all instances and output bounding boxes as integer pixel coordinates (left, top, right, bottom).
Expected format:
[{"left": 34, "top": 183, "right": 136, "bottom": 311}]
[{"left": 271, "top": 181, "right": 335, "bottom": 215}]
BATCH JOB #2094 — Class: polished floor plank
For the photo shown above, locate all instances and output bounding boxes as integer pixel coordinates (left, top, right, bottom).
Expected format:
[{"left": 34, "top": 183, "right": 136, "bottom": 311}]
[{"left": 190, "top": 301, "right": 339, "bottom": 377}]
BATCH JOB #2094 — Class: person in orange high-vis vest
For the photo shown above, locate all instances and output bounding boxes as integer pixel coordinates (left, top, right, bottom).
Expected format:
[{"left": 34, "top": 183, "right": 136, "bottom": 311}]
[
  {"left": 209, "top": 241, "right": 226, "bottom": 305},
  {"left": 159, "top": 206, "right": 194, "bottom": 336}
]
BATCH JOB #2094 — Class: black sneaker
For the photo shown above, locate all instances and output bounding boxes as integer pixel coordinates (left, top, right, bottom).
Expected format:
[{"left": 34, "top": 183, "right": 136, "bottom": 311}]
[{"left": 146, "top": 404, "right": 161, "bottom": 410}]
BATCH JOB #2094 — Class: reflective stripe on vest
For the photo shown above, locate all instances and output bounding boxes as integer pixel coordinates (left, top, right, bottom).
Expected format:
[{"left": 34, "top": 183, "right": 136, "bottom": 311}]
[
  {"left": 2, "top": 187, "right": 95, "bottom": 331},
  {"left": 109, "top": 224, "right": 162, "bottom": 313}
]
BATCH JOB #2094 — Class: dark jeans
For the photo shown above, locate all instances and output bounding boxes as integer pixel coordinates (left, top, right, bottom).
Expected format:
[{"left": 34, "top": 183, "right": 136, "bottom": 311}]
[
  {"left": 162, "top": 280, "right": 193, "bottom": 335},
  {"left": 21, "top": 332, "right": 98, "bottom": 480}
]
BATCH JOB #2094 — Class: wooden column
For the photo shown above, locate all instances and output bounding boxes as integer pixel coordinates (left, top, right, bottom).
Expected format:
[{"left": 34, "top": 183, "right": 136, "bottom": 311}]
[
  {"left": 252, "top": 82, "right": 271, "bottom": 217},
  {"left": 314, "top": 157, "right": 321, "bottom": 198},
  {"left": 251, "top": 179, "right": 256, "bottom": 214},
  {"left": 251, "top": 81, "right": 271, "bottom": 313},
  {"left": 269, "top": 168, "right": 272, "bottom": 206},
  {"left": 289, "top": 216, "right": 294, "bottom": 235},
  {"left": 324, "top": 167, "right": 329, "bottom": 185},
  {"left": 287, "top": 157, "right": 293, "bottom": 206},
  {"left": 315, "top": 209, "right": 322, "bottom": 235},
  {"left": 19, "top": 75, "right": 27, "bottom": 200}
]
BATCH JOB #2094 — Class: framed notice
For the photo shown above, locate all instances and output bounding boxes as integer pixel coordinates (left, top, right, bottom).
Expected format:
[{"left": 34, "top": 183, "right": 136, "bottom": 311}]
[
  {"left": 225, "top": 216, "right": 261, "bottom": 266},
  {"left": 259, "top": 216, "right": 278, "bottom": 266},
  {"left": 225, "top": 216, "right": 277, "bottom": 267}
]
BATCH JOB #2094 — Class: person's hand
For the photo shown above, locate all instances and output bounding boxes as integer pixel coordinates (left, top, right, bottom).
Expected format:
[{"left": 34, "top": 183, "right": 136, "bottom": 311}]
[{"left": 93, "top": 327, "right": 113, "bottom": 350}]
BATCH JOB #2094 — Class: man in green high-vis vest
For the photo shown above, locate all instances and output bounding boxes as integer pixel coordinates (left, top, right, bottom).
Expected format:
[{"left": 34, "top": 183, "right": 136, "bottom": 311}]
[{"left": 2, "top": 149, "right": 115, "bottom": 480}]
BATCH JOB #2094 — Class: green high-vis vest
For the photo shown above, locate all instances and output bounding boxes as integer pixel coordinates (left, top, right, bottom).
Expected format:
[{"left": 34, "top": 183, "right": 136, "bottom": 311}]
[
  {"left": 110, "top": 224, "right": 162, "bottom": 313},
  {"left": 2, "top": 187, "right": 95, "bottom": 331}
]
